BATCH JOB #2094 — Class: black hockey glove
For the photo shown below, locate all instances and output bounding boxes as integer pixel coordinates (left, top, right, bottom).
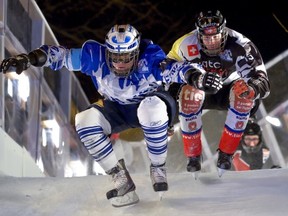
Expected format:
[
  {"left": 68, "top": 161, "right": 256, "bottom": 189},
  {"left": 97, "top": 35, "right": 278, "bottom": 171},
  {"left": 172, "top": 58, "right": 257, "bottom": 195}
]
[
  {"left": 0, "top": 54, "right": 31, "bottom": 74},
  {"left": 195, "top": 72, "right": 223, "bottom": 94}
]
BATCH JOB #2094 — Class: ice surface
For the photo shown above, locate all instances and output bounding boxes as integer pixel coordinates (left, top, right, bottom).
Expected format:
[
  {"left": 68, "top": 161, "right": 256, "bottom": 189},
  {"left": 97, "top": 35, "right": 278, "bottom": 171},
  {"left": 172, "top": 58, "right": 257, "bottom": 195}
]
[{"left": 0, "top": 168, "right": 287, "bottom": 216}]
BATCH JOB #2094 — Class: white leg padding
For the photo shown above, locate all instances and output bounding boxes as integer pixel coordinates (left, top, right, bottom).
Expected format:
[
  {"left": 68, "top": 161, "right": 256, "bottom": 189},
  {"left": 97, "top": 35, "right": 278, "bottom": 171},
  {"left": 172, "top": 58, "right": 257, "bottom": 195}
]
[
  {"left": 75, "top": 108, "right": 118, "bottom": 172},
  {"left": 137, "top": 96, "right": 168, "bottom": 127},
  {"left": 137, "top": 96, "right": 168, "bottom": 165},
  {"left": 227, "top": 89, "right": 254, "bottom": 131},
  {"left": 178, "top": 85, "right": 204, "bottom": 133}
]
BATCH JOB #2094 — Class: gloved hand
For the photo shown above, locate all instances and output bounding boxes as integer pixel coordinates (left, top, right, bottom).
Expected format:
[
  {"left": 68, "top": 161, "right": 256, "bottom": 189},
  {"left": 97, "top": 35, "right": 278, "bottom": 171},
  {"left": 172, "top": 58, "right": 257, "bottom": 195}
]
[
  {"left": 232, "top": 79, "right": 255, "bottom": 100},
  {"left": 196, "top": 72, "right": 223, "bottom": 94},
  {"left": 0, "top": 54, "right": 30, "bottom": 74}
]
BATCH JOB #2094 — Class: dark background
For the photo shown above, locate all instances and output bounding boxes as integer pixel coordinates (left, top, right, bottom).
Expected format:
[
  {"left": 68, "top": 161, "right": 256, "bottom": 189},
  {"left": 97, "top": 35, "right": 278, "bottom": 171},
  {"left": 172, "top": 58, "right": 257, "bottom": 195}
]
[{"left": 36, "top": 0, "right": 287, "bottom": 103}]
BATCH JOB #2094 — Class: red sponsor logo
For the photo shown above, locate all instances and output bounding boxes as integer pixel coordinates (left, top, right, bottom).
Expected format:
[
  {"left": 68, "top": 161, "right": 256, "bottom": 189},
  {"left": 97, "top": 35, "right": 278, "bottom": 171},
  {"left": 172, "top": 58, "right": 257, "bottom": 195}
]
[
  {"left": 180, "top": 85, "right": 204, "bottom": 114},
  {"left": 183, "top": 132, "right": 200, "bottom": 139},
  {"left": 187, "top": 44, "right": 199, "bottom": 56},
  {"left": 188, "top": 121, "right": 197, "bottom": 131},
  {"left": 224, "top": 128, "right": 242, "bottom": 138},
  {"left": 236, "top": 121, "right": 244, "bottom": 129},
  {"left": 234, "top": 100, "right": 253, "bottom": 113}
]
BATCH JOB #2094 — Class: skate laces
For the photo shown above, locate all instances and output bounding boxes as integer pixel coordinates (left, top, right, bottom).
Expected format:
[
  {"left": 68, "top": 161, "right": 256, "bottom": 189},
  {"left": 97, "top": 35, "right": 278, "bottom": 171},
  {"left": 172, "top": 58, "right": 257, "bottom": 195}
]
[
  {"left": 217, "top": 150, "right": 233, "bottom": 170},
  {"left": 112, "top": 169, "right": 128, "bottom": 190},
  {"left": 219, "top": 151, "right": 232, "bottom": 162},
  {"left": 188, "top": 156, "right": 201, "bottom": 164},
  {"left": 150, "top": 165, "right": 167, "bottom": 183},
  {"left": 187, "top": 155, "right": 202, "bottom": 172}
]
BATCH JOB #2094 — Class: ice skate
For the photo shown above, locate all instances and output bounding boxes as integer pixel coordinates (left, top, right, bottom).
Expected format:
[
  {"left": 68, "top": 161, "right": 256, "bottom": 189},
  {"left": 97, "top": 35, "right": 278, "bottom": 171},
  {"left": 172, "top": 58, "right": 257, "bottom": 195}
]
[
  {"left": 150, "top": 163, "right": 168, "bottom": 200},
  {"left": 217, "top": 150, "right": 233, "bottom": 177},
  {"left": 106, "top": 159, "right": 139, "bottom": 207},
  {"left": 187, "top": 155, "right": 201, "bottom": 180}
]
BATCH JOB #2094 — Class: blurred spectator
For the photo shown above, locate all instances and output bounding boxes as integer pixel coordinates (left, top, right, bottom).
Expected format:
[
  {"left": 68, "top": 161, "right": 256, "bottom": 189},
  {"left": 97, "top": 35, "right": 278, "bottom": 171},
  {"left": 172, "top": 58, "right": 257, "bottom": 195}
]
[{"left": 232, "top": 119, "right": 271, "bottom": 171}]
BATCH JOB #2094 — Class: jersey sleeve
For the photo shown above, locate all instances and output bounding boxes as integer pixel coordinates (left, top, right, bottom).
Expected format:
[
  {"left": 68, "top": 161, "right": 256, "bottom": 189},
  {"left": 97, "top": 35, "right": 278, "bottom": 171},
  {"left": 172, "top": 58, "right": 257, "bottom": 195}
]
[
  {"left": 80, "top": 40, "right": 103, "bottom": 75},
  {"left": 141, "top": 42, "right": 197, "bottom": 85},
  {"left": 39, "top": 40, "right": 105, "bottom": 76},
  {"left": 167, "top": 32, "right": 193, "bottom": 61},
  {"left": 39, "top": 45, "right": 77, "bottom": 71},
  {"left": 167, "top": 37, "right": 185, "bottom": 61},
  {"left": 141, "top": 43, "right": 166, "bottom": 80},
  {"left": 235, "top": 40, "right": 270, "bottom": 99}
]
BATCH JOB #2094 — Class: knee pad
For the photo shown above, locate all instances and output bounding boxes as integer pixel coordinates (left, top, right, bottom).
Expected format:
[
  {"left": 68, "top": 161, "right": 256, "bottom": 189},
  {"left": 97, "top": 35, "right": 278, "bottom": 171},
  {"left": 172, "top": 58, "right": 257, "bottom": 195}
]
[
  {"left": 137, "top": 96, "right": 169, "bottom": 127},
  {"left": 229, "top": 89, "right": 254, "bottom": 113},
  {"left": 75, "top": 107, "right": 112, "bottom": 139},
  {"left": 178, "top": 85, "right": 204, "bottom": 115},
  {"left": 149, "top": 91, "right": 177, "bottom": 127}
]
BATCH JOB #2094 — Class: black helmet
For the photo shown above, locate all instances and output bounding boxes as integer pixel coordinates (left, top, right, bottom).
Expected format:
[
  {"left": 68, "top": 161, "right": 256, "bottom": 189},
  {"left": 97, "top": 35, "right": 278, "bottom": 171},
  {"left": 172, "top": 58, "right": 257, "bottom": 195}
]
[
  {"left": 241, "top": 120, "right": 263, "bottom": 153},
  {"left": 243, "top": 120, "right": 262, "bottom": 136},
  {"left": 195, "top": 10, "right": 228, "bottom": 56}
]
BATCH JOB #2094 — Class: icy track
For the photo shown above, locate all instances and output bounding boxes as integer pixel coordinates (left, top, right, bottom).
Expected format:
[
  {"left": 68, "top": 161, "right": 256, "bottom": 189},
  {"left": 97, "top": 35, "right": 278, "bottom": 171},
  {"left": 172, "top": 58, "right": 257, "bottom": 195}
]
[{"left": 0, "top": 168, "right": 288, "bottom": 216}]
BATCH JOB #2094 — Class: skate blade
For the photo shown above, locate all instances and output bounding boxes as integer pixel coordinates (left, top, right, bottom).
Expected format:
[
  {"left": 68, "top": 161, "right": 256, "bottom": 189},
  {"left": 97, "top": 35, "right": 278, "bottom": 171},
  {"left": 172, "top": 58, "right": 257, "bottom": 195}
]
[
  {"left": 158, "top": 191, "right": 165, "bottom": 201},
  {"left": 110, "top": 190, "right": 140, "bottom": 207},
  {"left": 192, "top": 171, "right": 200, "bottom": 180},
  {"left": 217, "top": 168, "right": 227, "bottom": 177}
]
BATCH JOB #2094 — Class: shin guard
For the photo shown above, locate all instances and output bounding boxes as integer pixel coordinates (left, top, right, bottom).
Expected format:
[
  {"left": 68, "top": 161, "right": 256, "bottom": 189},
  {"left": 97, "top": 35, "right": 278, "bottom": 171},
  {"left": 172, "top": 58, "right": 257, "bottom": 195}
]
[{"left": 182, "top": 130, "right": 202, "bottom": 157}]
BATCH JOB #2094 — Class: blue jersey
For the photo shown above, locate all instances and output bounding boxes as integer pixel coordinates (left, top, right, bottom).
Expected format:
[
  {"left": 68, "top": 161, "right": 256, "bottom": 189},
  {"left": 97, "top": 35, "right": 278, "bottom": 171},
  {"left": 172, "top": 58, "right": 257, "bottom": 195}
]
[{"left": 40, "top": 39, "right": 192, "bottom": 104}]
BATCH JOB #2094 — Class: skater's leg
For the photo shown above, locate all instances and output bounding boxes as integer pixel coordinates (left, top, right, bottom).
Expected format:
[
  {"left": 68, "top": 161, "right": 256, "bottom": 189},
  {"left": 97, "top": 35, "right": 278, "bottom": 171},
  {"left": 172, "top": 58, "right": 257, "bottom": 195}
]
[
  {"left": 75, "top": 106, "right": 139, "bottom": 207},
  {"left": 178, "top": 85, "right": 205, "bottom": 173},
  {"left": 217, "top": 80, "right": 255, "bottom": 175},
  {"left": 75, "top": 107, "right": 117, "bottom": 171},
  {"left": 137, "top": 95, "right": 170, "bottom": 192}
]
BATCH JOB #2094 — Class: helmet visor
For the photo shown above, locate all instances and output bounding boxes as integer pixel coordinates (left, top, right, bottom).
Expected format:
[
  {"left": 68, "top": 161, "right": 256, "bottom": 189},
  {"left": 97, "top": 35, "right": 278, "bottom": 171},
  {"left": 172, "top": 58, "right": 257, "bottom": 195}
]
[
  {"left": 108, "top": 51, "right": 137, "bottom": 77},
  {"left": 202, "top": 33, "right": 222, "bottom": 50},
  {"left": 198, "top": 15, "right": 222, "bottom": 30},
  {"left": 111, "top": 52, "right": 134, "bottom": 64}
]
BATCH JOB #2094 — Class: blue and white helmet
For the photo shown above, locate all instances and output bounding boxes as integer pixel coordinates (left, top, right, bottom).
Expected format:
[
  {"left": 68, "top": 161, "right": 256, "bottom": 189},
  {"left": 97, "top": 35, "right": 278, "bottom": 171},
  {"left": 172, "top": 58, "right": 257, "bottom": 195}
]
[{"left": 105, "top": 24, "right": 140, "bottom": 77}]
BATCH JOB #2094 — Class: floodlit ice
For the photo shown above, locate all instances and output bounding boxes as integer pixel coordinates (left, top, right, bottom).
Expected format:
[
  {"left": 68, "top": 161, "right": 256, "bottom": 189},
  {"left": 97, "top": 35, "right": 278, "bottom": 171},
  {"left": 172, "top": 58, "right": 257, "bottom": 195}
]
[{"left": 0, "top": 168, "right": 288, "bottom": 216}]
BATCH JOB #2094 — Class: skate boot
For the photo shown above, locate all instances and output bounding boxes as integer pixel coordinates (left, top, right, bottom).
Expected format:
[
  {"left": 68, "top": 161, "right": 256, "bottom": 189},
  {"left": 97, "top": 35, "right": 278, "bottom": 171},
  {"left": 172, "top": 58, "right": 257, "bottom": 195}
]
[
  {"left": 150, "top": 163, "right": 168, "bottom": 192},
  {"left": 217, "top": 150, "right": 233, "bottom": 177},
  {"left": 106, "top": 159, "right": 139, "bottom": 207},
  {"left": 187, "top": 155, "right": 201, "bottom": 179},
  {"left": 167, "top": 125, "right": 174, "bottom": 136}
]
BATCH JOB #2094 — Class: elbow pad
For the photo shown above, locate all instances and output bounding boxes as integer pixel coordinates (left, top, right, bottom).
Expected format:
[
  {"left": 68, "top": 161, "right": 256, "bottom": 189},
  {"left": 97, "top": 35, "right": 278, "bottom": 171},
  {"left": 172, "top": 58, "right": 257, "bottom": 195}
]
[
  {"left": 248, "top": 75, "right": 270, "bottom": 99},
  {"left": 28, "top": 49, "right": 47, "bottom": 67},
  {"left": 184, "top": 69, "right": 202, "bottom": 87}
]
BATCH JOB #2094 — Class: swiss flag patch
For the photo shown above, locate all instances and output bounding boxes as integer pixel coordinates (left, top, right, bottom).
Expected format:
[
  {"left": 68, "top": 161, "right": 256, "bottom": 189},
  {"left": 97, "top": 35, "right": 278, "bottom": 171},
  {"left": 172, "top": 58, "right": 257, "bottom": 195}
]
[{"left": 187, "top": 44, "right": 199, "bottom": 56}]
